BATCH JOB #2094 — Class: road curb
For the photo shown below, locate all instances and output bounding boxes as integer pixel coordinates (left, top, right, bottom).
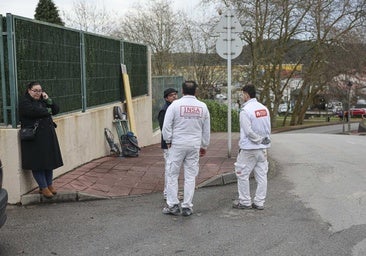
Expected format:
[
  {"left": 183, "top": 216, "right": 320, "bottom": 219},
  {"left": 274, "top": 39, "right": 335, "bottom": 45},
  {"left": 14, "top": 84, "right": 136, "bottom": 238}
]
[
  {"left": 197, "top": 172, "right": 237, "bottom": 188},
  {"left": 21, "top": 158, "right": 277, "bottom": 205},
  {"left": 197, "top": 157, "right": 277, "bottom": 189},
  {"left": 20, "top": 191, "right": 108, "bottom": 205}
]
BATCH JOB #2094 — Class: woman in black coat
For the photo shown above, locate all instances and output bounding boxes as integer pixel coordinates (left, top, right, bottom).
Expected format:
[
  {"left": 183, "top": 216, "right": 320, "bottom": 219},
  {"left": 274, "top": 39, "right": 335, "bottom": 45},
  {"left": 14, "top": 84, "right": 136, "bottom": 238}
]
[{"left": 19, "top": 81, "right": 63, "bottom": 198}]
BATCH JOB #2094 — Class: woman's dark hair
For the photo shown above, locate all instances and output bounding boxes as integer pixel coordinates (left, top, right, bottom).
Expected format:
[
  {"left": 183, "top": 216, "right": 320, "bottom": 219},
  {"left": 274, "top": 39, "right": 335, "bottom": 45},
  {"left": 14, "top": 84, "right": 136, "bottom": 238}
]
[
  {"left": 182, "top": 80, "right": 198, "bottom": 96},
  {"left": 242, "top": 84, "right": 256, "bottom": 98},
  {"left": 25, "top": 81, "right": 40, "bottom": 94}
]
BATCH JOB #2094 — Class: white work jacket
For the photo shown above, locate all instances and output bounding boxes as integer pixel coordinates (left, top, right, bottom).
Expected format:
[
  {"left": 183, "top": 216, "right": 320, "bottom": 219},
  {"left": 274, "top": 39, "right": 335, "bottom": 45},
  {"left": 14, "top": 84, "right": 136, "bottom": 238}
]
[
  {"left": 239, "top": 98, "right": 271, "bottom": 150},
  {"left": 162, "top": 95, "right": 210, "bottom": 149}
]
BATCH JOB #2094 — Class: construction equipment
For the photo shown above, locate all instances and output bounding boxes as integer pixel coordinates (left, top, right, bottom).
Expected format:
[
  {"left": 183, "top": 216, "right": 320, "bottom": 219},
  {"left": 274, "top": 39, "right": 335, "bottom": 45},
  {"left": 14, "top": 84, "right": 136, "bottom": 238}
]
[
  {"left": 121, "top": 64, "right": 137, "bottom": 136},
  {"left": 104, "top": 128, "right": 121, "bottom": 156},
  {"left": 112, "top": 106, "right": 140, "bottom": 157}
]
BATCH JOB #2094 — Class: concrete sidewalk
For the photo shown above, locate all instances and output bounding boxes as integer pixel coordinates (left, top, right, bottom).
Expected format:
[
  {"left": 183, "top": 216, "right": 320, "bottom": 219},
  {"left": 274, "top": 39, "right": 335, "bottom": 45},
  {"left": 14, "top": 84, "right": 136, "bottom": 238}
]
[{"left": 21, "top": 133, "right": 240, "bottom": 205}]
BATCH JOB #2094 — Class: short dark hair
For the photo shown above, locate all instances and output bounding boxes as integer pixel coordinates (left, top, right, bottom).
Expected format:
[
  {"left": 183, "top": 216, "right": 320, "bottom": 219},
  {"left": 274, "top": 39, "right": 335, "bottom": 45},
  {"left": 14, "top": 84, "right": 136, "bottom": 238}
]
[
  {"left": 242, "top": 84, "right": 256, "bottom": 98},
  {"left": 182, "top": 80, "right": 198, "bottom": 95}
]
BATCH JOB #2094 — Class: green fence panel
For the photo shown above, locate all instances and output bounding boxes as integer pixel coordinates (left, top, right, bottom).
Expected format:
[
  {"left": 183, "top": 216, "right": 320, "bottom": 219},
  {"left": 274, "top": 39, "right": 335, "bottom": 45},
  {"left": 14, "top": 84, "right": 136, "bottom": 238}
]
[
  {"left": 0, "top": 14, "right": 149, "bottom": 127},
  {"left": 151, "top": 76, "right": 184, "bottom": 130},
  {"left": 14, "top": 18, "right": 82, "bottom": 113},
  {"left": 84, "top": 33, "right": 123, "bottom": 106},
  {"left": 123, "top": 42, "right": 148, "bottom": 98}
]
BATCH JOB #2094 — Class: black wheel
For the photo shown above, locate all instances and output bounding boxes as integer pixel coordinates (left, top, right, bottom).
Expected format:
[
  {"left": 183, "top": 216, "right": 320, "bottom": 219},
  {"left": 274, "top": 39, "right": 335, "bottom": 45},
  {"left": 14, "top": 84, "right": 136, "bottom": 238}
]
[{"left": 104, "top": 128, "right": 121, "bottom": 156}]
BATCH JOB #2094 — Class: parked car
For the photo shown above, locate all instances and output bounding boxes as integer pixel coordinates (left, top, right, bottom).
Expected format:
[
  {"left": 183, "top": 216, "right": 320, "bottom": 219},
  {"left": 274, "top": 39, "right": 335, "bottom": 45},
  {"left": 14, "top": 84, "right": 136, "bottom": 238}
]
[
  {"left": 0, "top": 158, "right": 7, "bottom": 228},
  {"left": 327, "top": 101, "right": 343, "bottom": 114},
  {"left": 350, "top": 108, "right": 366, "bottom": 117},
  {"left": 337, "top": 108, "right": 366, "bottom": 120},
  {"left": 215, "top": 94, "right": 227, "bottom": 100},
  {"left": 278, "top": 103, "right": 289, "bottom": 114}
]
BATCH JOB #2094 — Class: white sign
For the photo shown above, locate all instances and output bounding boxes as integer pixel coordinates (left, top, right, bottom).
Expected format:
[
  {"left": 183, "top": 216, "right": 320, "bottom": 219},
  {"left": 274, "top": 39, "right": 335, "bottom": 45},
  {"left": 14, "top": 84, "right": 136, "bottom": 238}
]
[
  {"left": 215, "top": 33, "right": 243, "bottom": 60},
  {"left": 214, "top": 10, "right": 243, "bottom": 33}
]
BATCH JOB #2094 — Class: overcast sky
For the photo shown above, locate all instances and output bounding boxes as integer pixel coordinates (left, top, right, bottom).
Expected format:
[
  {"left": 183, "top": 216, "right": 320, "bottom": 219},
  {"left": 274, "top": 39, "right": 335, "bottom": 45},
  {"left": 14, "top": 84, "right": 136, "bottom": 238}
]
[{"left": 0, "top": 0, "right": 204, "bottom": 19}]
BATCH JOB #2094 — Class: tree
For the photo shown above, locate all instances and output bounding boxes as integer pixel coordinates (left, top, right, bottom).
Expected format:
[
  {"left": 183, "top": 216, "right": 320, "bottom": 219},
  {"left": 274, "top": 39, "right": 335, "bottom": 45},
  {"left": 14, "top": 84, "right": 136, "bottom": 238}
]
[
  {"left": 34, "top": 0, "right": 64, "bottom": 26},
  {"left": 205, "top": 0, "right": 366, "bottom": 126},
  {"left": 289, "top": 0, "right": 366, "bottom": 125},
  {"left": 178, "top": 14, "right": 226, "bottom": 98},
  {"left": 217, "top": 0, "right": 312, "bottom": 127},
  {"left": 113, "top": 0, "right": 187, "bottom": 75},
  {"left": 61, "top": 0, "right": 117, "bottom": 35}
]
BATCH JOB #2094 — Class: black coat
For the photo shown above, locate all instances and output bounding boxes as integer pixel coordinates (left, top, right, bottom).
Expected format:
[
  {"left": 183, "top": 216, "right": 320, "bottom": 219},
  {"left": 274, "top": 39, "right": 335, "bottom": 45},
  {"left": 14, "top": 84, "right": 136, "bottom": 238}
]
[
  {"left": 19, "top": 93, "right": 63, "bottom": 171},
  {"left": 157, "top": 100, "right": 172, "bottom": 149}
]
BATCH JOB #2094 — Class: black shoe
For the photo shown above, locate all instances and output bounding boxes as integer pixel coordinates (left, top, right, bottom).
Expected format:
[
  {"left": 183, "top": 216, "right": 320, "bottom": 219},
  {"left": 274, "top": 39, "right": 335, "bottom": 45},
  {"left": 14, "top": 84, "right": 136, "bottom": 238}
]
[
  {"left": 182, "top": 208, "right": 193, "bottom": 216},
  {"left": 252, "top": 203, "right": 264, "bottom": 210},
  {"left": 232, "top": 201, "right": 252, "bottom": 209},
  {"left": 162, "top": 204, "right": 180, "bottom": 215}
]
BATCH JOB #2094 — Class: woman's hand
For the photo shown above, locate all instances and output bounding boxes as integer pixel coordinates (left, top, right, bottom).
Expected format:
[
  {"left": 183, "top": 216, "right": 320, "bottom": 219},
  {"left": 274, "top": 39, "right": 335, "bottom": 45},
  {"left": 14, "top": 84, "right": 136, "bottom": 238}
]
[{"left": 42, "top": 92, "right": 49, "bottom": 100}]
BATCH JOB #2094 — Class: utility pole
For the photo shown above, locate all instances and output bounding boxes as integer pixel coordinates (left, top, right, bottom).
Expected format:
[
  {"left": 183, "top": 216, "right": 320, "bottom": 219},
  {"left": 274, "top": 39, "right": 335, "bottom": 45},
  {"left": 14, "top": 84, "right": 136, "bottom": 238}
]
[{"left": 347, "top": 81, "right": 352, "bottom": 132}]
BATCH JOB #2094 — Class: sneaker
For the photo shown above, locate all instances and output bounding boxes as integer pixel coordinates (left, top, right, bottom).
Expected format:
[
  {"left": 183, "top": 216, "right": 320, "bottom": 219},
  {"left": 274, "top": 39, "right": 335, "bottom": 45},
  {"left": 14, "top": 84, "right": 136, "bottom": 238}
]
[
  {"left": 162, "top": 204, "right": 180, "bottom": 215},
  {"left": 252, "top": 203, "right": 264, "bottom": 210},
  {"left": 182, "top": 207, "right": 193, "bottom": 217},
  {"left": 232, "top": 201, "right": 252, "bottom": 209}
]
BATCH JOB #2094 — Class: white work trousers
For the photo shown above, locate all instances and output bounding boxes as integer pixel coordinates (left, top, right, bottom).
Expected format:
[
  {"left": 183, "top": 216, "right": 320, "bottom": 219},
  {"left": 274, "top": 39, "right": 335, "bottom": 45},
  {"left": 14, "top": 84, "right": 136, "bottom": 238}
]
[
  {"left": 234, "top": 149, "right": 268, "bottom": 207},
  {"left": 166, "top": 146, "right": 200, "bottom": 209},
  {"left": 163, "top": 149, "right": 169, "bottom": 195}
]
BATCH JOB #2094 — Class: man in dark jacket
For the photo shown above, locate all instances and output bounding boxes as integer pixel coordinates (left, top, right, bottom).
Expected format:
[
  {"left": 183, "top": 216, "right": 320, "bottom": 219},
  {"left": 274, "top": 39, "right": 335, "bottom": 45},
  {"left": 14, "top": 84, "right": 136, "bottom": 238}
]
[{"left": 157, "top": 88, "right": 178, "bottom": 199}]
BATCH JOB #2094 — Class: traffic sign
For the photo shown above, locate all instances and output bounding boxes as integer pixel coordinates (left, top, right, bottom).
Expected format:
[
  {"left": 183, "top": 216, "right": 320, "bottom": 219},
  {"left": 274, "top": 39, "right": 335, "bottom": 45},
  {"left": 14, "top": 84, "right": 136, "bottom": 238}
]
[
  {"left": 214, "top": 10, "right": 243, "bottom": 33},
  {"left": 215, "top": 33, "right": 243, "bottom": 60}
]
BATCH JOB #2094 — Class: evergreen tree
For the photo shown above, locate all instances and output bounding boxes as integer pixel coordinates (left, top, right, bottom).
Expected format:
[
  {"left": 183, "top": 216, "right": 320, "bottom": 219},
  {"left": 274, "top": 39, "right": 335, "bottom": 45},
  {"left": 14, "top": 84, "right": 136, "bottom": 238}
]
[{"left": 34, "top": 0, "right": 64, "bottom": 26}]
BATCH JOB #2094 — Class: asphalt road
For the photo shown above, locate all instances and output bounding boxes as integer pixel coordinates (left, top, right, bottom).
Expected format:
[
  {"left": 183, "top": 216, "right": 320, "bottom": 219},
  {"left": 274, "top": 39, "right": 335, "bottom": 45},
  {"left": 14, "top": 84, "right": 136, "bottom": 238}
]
[
  {"left": 0, "top": 125, "right": 365, "bottom": 256},
  {"left": 270, "top": 127, "right": 366, "bottom": 256}
]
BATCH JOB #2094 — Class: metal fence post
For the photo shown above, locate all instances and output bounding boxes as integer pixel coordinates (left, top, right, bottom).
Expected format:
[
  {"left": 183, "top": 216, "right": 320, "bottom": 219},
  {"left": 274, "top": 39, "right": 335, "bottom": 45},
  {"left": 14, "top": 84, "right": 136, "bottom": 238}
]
[
  {"left": 80, "top": 31, "right": 87, "bottom": 112},
  {"left": 0, "top": 15, "right": 8, "bottom": 125},
  {"left": 120, "top": 41, "right": 124, "bottom": 65},
  {"left": 6, "top": 13, "right": 18, "bottom": 128}
]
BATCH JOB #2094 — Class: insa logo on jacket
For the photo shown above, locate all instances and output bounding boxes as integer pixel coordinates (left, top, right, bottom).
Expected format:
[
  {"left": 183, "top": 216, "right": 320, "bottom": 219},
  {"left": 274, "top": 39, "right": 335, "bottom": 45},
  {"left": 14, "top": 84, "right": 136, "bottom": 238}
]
[
  {"left": 180, "top": 105, "right": 203, "bottom": 118},
  {"left": 255, "top": 109, "right": 268, "bottom": 118}
]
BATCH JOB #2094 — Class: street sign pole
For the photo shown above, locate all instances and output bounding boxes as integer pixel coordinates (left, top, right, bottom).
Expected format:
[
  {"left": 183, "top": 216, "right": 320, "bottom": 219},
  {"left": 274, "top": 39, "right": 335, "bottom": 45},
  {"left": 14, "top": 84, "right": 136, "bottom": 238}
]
[
  {"left": 227, "top": 10, "right": 232, "bottom": 158},
  {"left": 215, "top": 9, "right": 243, "bottom": 158}
]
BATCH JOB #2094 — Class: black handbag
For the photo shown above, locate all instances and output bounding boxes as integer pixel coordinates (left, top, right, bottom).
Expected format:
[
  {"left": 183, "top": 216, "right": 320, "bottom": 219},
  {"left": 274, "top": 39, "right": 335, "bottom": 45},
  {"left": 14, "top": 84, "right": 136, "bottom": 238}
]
[{"left": 19, "top": 121, "right": 39, "bottom": 141}]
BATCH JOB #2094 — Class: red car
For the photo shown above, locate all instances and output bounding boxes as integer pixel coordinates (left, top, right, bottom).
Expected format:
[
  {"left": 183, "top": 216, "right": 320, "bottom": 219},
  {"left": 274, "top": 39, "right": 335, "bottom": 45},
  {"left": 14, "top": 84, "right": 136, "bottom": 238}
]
[
  {"left": 337, "top": 108, "right": 366, "bottom": 119},
  {"left": 348, "top": 108, "right": 366, "bottom": 117}
]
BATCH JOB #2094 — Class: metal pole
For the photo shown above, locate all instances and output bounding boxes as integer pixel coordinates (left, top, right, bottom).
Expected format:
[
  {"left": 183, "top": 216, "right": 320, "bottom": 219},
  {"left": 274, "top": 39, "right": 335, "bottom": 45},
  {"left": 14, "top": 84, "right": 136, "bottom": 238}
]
[
  {"left": 6, "top": 13, "right": 18, "bottom": 128},
  {"left": 227, "top": 10, "right": 232, "bottom": 158},
  {"left": 0, "top": 15, "right": 8, "bottom": 125},
  {"left": 342, "top": 108, "right": 345, "bottom": 133},
  {"left": 348, "top": 84, "right": 351, "bottom": 132},
  {"left": 80, "top": 31, "right": 87, "bottom": 112}
]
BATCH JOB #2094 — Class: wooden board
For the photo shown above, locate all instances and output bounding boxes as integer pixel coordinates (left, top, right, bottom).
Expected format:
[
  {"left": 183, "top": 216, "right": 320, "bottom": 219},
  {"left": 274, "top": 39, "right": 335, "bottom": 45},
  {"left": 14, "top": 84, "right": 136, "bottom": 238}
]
[{"left": 121, "top": 64, "right": 137, "bottom": 136}]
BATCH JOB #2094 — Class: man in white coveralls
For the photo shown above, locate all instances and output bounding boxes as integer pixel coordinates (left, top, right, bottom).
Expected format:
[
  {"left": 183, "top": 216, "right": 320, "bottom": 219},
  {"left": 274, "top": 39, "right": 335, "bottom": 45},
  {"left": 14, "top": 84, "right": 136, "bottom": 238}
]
[
  {"left": 233, "top": 84, "right": 271, "bottom": 210},
  {"left": 162, "top": 81, "right": 211, "bottom": 217}
]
